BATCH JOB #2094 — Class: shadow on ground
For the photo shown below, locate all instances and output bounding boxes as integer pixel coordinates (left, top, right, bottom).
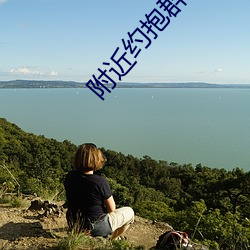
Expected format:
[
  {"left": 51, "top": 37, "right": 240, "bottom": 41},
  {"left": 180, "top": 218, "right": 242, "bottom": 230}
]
[{"left": 0, "top": 221, "right": 53, "bottom": 241}]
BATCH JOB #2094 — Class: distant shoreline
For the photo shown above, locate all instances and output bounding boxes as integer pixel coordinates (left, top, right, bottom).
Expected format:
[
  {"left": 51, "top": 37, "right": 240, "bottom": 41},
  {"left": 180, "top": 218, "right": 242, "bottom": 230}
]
[{"left": 1, "top": 80, "right": 250, "bottom": 89}]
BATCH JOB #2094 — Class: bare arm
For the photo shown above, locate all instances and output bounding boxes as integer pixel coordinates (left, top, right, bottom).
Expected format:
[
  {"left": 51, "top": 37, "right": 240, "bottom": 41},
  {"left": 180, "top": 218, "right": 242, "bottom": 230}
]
[{"left": 104, "top": 195, "right": 116, "bottom": 213}]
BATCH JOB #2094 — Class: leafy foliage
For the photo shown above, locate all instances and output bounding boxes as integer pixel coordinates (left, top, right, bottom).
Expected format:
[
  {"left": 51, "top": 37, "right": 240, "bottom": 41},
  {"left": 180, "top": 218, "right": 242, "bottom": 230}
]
[{"left": 0, "top": 117, "right": 77, "bottom": 196}]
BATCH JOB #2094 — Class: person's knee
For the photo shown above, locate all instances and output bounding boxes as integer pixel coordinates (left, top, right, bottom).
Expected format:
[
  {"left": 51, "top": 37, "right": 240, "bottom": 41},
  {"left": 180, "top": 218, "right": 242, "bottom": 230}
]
[
  {"left": 128, "top": 207, "right": 134, "bottom": 218},
  {"left": 124, "top": 206, "right": 134, "bottom": 214},
  {"left": 124, "top": 206, "right": 134, "bottom": 223}
]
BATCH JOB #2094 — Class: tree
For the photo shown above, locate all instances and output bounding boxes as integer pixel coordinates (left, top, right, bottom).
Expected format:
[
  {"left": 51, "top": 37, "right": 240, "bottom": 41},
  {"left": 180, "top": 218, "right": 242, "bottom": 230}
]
[
  {"left": 133, "top": 201, "right": 173, "bottom": 222},
  {"left": 220, "top": 168, "right": 250, "bottom": 216}
]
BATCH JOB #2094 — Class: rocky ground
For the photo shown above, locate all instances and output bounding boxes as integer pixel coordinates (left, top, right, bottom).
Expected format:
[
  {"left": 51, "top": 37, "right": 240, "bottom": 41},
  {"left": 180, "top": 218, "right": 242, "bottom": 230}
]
[{"left": 0, "top": 199, "right": 173, "bottom": 250}]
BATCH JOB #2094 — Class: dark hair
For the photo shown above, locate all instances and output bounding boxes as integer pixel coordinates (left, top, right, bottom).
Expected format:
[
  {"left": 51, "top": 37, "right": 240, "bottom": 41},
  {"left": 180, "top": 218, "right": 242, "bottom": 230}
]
[{"left": 73, "top": 143, "right": 106, "bottom": 172}]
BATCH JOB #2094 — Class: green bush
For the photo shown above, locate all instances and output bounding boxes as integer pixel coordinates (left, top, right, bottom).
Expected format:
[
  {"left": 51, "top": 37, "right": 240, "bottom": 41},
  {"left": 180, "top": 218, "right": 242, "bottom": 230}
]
[
  {"left": 133, "top": 201, "right": 173, "bottom": 222},
  {"left": 0, "top": 195, "right": 11, "bottom": 204},
  {"left": 10, "top": 196, "right": 29, "bottom": 208},
  {"left": 57, "top": 230, "right": 94, "bottom": 250}
]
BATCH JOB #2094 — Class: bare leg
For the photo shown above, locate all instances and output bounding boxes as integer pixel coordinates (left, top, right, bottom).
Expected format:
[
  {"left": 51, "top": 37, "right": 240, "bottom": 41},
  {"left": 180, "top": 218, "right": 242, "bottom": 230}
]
[{"left": 111, "top": 224, "right": 131, "bottom": 239}]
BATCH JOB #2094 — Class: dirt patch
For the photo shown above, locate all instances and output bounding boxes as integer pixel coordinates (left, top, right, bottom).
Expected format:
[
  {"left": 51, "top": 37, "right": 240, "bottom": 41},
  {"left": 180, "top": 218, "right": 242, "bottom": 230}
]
[
  {"left": 0, "top": 205, "right": 63, "bottom": 249},
  {"left": 124, "top": 216, "right": 173, "bottom": 249},
  {"left": 0, "top": 202, "right": 172, "bottom": 249}
]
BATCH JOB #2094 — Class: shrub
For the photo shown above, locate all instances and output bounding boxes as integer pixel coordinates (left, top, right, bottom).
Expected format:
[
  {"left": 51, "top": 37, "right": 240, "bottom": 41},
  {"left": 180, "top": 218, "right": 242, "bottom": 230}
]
[
  {"left": 10, "top": 196, "right": 29, "bottom": 208},
  {"left": 133, "top": 201, "right": 173, "bottom": 222},
  {"left": 57, "top": 230, "right": 94, "bottom": 250}
]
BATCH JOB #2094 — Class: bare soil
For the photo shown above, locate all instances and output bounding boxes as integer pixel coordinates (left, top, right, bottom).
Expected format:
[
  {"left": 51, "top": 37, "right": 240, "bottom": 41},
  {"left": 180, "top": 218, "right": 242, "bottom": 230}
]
[{"left": 0, "top": 201, "right": 172, "bottom": 250}]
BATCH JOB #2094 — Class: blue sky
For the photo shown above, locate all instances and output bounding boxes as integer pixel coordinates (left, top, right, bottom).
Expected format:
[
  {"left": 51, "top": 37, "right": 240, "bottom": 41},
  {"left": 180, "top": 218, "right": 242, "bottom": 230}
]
[{"left": 1, "top": 0, "right": 250, "bottom": 84}]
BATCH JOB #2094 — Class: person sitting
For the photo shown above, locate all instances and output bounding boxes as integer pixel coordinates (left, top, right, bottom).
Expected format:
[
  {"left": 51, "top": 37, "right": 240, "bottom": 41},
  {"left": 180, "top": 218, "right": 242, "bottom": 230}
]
[{"left": 64, "top": 143, "right": 134, "bottom": 239}]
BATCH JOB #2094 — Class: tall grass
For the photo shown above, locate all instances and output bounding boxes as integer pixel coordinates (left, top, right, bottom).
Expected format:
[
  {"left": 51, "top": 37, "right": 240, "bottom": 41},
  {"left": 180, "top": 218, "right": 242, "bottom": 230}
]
[
  {"left": 56, "top": 227, "right": 144, "bottom": 250},
  {"left": 0, "top": 194, "right": 29, "bottom": 208},
  {"left": 57, "top": 229, "right": 94, "bottom": 250},
  {"left": 10, "top": 196, "right": 29, "bottom": 208}
]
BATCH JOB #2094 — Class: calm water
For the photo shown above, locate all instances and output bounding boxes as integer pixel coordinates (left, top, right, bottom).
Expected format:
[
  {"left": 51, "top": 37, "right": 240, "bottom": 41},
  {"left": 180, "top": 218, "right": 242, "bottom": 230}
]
[{"left": 0, "top": 88, "right": 250, "bottom": 171}]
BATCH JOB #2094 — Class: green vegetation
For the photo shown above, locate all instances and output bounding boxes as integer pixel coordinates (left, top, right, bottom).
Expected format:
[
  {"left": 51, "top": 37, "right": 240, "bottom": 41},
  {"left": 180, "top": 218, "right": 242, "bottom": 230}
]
[
  {"left": 57, "top": 229, "right": 94, "bottom": 250},
  {"left": 0, "top": 117, "right": 77, "bottom": 198},
  {"left": 57, "top": 230, "right": 143, "bottom": 250},
  {"left": 0, "top": 117, "right": 250, "bottom": 249}
]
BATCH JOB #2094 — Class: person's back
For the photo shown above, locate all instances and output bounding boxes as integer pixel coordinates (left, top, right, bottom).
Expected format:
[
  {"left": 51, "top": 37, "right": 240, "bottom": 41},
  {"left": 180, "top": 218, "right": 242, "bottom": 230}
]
[
  {"left": 64, "top": 170, "right": 112, "bottom": 229},
  {"left": 64, "top": 143, "right": 134, "bottom": 238}
]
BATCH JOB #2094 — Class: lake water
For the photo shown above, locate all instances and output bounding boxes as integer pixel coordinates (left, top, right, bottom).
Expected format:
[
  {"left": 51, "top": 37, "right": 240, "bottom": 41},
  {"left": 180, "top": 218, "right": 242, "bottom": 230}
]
[{"left": 0, "top": 88, "right": 250, "bottom": 171}]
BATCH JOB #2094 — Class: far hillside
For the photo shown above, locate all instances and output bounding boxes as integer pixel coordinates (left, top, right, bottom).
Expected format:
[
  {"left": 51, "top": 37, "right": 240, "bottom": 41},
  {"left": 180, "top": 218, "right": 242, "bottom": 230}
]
[{"left": 1, "top": 80, "right": 250, "bottom": 89}]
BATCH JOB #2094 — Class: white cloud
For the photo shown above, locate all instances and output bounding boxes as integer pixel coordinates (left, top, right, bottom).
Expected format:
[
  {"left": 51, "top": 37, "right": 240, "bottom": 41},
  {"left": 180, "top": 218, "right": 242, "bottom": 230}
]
[
  {"left": 198, "top": 68, "right": 224, "bottom": 75},
  {"left": 214, "top": 68, "right": 223, "bottom": 73},
  {"left": 9, "top": 67, "right": 58, "bottom": 77},
  {"left": 9, "top": 67, "right": 41, "bottom": 75},
  {"left": 10, "top": 68, "right": 31, "bottom": 75},
  {"left": 0, "top": 0, "right": 8, "bottom": 5},
  {"left": 50, "top": 70, "right": 58, "bottom": 76}
]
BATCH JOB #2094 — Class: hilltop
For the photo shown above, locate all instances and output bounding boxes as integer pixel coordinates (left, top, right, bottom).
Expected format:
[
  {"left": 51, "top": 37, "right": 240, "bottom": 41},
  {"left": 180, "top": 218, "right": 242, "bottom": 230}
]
[
  {"left": 0, "top": 200, "right": 177, "bottom": 250},
  {"left": 0, "top": 117, "right": 250, "bottom": 249},
  {"left": 1, "top": 197, "right": 209, "bottom": 250},
  {"left": 0, "top": 200, "right": 173, "bottom": 249}
]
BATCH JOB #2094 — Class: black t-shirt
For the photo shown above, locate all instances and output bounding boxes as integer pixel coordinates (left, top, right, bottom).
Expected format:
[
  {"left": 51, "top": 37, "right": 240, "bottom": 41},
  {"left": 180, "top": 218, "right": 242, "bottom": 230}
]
[{"left": 64, "top": 170, "right": 112, "bottom": 219}]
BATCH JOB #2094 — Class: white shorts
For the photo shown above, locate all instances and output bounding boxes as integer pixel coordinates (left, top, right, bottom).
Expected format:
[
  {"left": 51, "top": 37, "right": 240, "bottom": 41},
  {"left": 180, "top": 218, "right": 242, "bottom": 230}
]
[{"left": 107, "top": 206, "right": 134, "bottom": 232}]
